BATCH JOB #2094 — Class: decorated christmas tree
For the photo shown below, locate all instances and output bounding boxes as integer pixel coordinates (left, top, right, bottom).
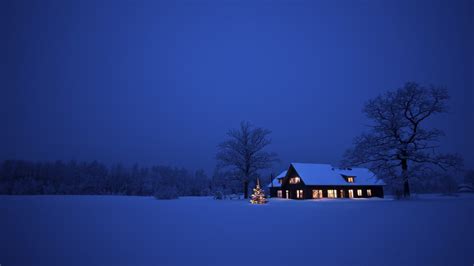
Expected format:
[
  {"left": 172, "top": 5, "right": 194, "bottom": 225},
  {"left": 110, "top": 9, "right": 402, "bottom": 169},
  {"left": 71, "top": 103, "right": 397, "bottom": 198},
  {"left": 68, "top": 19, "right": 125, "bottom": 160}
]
[{"left": 250, "top": 178, "right": 267, "bottom": 204}]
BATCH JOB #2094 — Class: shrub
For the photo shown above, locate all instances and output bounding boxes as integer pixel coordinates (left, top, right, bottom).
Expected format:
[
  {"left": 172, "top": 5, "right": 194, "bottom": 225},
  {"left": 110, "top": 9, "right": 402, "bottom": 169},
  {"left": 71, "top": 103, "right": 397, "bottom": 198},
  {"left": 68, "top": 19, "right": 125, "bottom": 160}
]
[{"left": 213, "top": 191, "right": 224, "bottom": 200}]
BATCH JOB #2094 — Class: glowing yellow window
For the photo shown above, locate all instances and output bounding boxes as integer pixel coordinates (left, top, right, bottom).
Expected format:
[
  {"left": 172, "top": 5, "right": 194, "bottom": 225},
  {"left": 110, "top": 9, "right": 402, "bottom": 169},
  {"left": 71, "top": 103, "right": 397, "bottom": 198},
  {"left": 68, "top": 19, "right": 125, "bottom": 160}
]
[
  {"left": 296, "top": 190, "right": 304, "bottom": 199},
  {"left": 348, "top": 190, "right": 354, "bottom": 198},
  {"left": 289, "top": 177, "right": 301, "bottom": 184},
  {"left": 347, "top": 177, "right": 354, "bottom": 183},
  {"left": 327, "top": 189, "right": 337, "bottom": 198},
  {"left": 312, "top": 189, "right": 323, "bottom": 199},
  {"left": 357, "top": 189, "right": 362, "bottom": 196},
  {"left": 367, "top": 189, "right": 372, "bottom": 197}
]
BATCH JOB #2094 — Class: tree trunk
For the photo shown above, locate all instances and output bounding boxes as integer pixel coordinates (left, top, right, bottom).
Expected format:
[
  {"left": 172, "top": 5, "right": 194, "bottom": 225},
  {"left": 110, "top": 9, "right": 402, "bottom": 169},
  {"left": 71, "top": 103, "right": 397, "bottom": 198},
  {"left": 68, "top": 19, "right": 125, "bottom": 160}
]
[
  {"left": 243, "top": 180, "right": 249, "bottom": 199},
  {"left": 401, "top": 158, "right": 410, "bottom": 198}
]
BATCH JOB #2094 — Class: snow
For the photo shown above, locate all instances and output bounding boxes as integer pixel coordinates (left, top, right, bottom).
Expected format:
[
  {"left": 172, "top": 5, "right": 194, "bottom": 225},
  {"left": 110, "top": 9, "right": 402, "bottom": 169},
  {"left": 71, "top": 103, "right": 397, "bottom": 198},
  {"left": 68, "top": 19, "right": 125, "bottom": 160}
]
[
  {"left": 458, "top": 183, "right": 474, "bottom": 193},
  {"left": 1, "top": 194, "right": 473, "bottom": 266},
  {"left": 291, "top": 163, "right": 385, "bottom": 186}
]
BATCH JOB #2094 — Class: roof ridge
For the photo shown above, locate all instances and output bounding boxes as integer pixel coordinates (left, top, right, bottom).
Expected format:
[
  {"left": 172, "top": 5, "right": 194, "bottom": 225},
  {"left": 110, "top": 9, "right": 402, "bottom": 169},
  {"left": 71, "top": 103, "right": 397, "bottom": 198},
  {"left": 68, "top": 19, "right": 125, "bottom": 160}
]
[{"left": 291, "top": 162, "right": 333, "bottom": 166}]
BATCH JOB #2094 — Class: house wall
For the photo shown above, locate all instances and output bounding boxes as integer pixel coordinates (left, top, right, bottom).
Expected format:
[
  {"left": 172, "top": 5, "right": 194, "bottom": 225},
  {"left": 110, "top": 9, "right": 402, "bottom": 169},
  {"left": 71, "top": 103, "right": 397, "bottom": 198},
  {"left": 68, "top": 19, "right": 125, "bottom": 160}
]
[
  {"left": 269, "top": 187, "right": 280, "bottom": 197},
  {"left": 272, "top": 185, "right": 384, "bottom": 199}
]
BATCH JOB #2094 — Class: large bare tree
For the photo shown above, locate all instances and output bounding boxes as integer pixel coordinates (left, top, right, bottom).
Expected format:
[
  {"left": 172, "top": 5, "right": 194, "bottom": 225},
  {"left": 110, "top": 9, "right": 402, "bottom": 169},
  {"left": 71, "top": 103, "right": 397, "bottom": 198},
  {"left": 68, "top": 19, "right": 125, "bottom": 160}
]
[
  {"left": 343, "top": 82, "right": 462, "bottom": 197},
  {"left": 216, "top": 121, "right": 278, "bottom": 199}
]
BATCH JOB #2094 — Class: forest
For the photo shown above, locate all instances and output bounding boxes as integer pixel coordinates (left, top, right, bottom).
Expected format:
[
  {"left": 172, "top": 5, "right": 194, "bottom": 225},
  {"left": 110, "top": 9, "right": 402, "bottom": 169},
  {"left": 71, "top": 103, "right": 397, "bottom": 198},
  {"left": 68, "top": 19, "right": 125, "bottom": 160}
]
[{"left": 0, "top": 160, "right": 214, "bottom": 198}]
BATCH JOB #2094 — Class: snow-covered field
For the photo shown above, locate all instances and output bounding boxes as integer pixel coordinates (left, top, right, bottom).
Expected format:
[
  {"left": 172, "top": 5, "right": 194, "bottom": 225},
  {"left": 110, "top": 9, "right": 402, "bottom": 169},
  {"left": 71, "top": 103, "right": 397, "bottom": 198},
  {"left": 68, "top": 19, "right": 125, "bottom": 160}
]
[{"left": 1, "top": 195, "right": 473, "bottom": 266}]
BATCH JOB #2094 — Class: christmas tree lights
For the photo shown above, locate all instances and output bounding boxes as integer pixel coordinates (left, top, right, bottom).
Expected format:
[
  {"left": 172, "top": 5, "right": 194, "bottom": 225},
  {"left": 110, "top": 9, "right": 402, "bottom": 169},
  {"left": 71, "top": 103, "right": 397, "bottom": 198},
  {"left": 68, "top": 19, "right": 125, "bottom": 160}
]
[{"left": 250, "top": 178, "right": 267, "bottom": 204}]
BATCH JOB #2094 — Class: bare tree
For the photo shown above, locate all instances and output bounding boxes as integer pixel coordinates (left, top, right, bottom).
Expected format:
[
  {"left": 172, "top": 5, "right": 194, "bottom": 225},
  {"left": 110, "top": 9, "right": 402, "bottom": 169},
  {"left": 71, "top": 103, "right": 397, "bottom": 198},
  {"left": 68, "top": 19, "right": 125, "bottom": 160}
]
[
  {"left": 343, "top": 82, "right": 462, "bottom": 197},
  {"left": 216, "top": 121, "right": 278, "bottom": 199}
]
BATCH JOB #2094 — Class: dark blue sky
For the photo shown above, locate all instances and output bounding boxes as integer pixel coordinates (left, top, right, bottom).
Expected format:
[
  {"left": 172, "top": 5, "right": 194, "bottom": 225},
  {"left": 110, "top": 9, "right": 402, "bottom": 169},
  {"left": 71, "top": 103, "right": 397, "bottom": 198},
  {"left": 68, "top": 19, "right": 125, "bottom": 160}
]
[{"left": 2, "top": 0, "right": 473, "bottom": 174}]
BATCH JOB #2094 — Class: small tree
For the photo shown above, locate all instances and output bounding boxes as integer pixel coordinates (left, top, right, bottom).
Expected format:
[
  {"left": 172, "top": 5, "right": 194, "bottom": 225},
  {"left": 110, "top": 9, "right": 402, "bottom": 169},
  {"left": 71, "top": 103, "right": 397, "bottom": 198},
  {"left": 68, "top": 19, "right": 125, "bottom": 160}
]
[
  {"left": 250, "top": 178, "right": 267, "bottom": 204},
  {"left": 216, "top": 121, "right": 278, "bottom": 199},
  {"left": 343, "top": 82, "right": 462, "bottom": 198}
]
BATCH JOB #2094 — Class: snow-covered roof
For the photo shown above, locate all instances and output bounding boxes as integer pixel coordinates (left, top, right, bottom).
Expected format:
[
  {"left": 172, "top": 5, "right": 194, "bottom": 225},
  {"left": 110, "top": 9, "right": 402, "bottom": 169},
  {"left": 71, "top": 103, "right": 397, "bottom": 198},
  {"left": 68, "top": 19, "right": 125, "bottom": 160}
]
[
  {"left": 275, "top": 171, "right": 287, "bottom": 179},
  {"left": 291, "top": 163, "right": 385, "bottom": 186},
  {"left": 267, "top": 171, "right": 287, "bottom": 188}
]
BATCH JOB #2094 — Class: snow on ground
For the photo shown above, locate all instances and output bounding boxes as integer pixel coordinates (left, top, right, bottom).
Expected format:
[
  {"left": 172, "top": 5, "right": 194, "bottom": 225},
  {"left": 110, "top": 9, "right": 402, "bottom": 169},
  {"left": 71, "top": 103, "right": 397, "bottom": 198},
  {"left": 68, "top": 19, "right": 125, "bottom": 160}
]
[{"left": 1, "top": 194, "right": 473, "bottom": 266}]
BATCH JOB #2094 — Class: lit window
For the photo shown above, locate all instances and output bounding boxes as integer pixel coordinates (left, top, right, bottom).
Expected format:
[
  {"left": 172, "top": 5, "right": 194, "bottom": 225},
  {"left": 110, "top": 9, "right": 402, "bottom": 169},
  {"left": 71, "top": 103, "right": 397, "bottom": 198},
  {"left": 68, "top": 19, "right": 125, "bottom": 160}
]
[
  {"left": 348, "top": 190, "right": 354, "bottom": 198},
  {"left": 367, "top": 189, "right": 372, "bottom": 197},
  {"left": 285, "top": 190, "right": 289, "bottom": 199},
  {"left": 327, "top": 190, "right": 334, "bottom": 198},
  {"left": 296, "top": 189, "right": 304, "bottom": 199},
  {"left": 340, "top": 190, "right": 345, "bottom": 198},
  {"left": 327, "top": 189, "right": 337, "bottom": 198},
  {"left": 277, "top": 190, "right": 282, "bottom": 198},
  {"left": 289, "top": 177, "right": 301, "bottom": 184},
  {"left": 312, "top": 189, "right": 323, "bottom": 199},
  {"left": 347, "top": 177, "right": 354, "bottom": 183},
  {"left": 357, "top": 189, "right": 362, "bottom": 196}
]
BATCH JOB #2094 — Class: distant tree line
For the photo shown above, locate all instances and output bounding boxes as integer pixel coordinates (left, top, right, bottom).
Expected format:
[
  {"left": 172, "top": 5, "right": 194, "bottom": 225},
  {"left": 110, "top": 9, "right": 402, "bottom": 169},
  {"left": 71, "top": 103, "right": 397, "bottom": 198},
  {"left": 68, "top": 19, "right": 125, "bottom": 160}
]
[{"left": 0, "top": 160, "right": 214, "bottom": 198}]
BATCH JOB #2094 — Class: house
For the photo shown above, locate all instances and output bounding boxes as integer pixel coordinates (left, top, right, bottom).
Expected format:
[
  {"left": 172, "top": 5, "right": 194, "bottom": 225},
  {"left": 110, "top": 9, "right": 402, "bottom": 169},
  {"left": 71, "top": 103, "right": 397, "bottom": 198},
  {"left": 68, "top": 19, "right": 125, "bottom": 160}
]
[{"left": 268, "top": 163, "right": 385, "bottom": 199}]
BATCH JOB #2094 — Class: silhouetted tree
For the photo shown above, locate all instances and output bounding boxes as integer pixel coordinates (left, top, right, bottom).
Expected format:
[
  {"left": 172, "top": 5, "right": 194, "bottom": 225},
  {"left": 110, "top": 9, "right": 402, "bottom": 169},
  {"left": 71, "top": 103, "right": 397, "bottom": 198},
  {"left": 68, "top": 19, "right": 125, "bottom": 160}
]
[
  {"left": 216, "top": 121, "right": 277, "bottom": 199},
  {"left": 343, "top": 82, "right": 462, "bottom": 197}
]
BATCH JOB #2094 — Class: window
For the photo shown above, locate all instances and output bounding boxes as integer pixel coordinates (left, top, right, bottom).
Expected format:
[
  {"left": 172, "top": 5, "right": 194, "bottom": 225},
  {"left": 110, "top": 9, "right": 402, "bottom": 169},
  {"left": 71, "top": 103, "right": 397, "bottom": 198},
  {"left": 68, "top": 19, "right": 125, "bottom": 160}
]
[
  {"left": 285, "top": 190, "right": 289, "bottom": 199},
  {"left": 289, "top": 177, "right": 301, "bottom": 184},
  {"left": 357, "top": 189, "right": 362, "bottom": 197},
  {"left": 367, "top": 189, "right": 372, "bottom": 197},
  {"left": 312, "top": 189, "right": 323, "bottom": 199},
  {"left": 347, "top": 177, "right": 354, "bottom": 183},
  {"left": 327, "top": 189, "right": 337, "bottom": 198},
  {"left": 348, "top": 189, "right": 354, "bottom": 198},
  {"left": 296, "top": 189, "right": 304, "bottom": 199},
  {"left": 327, "top": 190, "right": 334, "bottom": 198},
  {"left": 277, "top": 190, "right": 282, "bottom": 198},
  {"left": 340, "top": 190, "right": 345, "bottom": 198}
]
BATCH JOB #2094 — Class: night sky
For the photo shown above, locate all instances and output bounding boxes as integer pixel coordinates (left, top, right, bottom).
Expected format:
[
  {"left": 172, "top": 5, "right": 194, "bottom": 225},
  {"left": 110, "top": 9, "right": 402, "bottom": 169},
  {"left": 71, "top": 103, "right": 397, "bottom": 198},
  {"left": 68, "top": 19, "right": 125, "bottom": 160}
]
[{"left": 2, "top": 0, "right": 473, "bottom": 174}]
